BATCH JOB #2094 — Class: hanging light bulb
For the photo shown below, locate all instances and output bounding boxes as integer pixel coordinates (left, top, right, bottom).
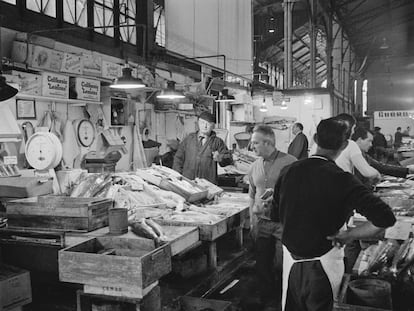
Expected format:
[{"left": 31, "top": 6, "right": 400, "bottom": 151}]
[
  {"left": 379, "top": 37, "right": 389, "bottom": 50},
  {"left": 280, "top": 100, "right": 288, "bottom": 110},
  {"left": 260, "top": 97, "right": 268, "bottom": 112},
  {"left": 304, "top": 95, "right": 312, "bottom": 105}
]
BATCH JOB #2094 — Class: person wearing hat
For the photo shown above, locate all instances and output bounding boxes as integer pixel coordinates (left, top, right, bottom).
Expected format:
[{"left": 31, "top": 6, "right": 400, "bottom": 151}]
[
  {"left": 173, "top": 111, "right": 233, "bottom": 184},
  {"left": 155, "top": 139, "right": 179, "bottom": 169}
]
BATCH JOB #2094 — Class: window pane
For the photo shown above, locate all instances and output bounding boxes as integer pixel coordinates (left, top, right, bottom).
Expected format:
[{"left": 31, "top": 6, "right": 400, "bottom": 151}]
[
  {"left": 63, "top": 0, "right": 87, "bottom": 27},
  {"left": 27, "top": 0, "right": 56, "bottom": 18},
  {"left": 1, "top": 0, "right": 16, "bottom": 4},
  {"left": 154, "top": 5, "right": 165, "bottom": 47}
]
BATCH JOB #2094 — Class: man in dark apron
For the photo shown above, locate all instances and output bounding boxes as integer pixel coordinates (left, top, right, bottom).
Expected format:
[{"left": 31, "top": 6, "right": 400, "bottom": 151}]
[{"left": 271, "top": 118, "right": 396, "bottom": 311}]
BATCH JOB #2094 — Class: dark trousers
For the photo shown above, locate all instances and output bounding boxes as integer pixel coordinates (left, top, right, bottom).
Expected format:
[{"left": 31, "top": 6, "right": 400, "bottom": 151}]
[
  {"left": 344, "top": 240, "right": 361, "bottom": 274},
  {"left": 254, "top": 219, "right": 283, "bottom": 307},
  {"left": 285, "top": 261, "right": 333, "bottom": 311}
]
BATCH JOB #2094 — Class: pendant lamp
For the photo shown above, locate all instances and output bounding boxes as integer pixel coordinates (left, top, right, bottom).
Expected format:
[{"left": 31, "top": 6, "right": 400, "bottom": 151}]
[
  {"left": 156, "top": 81, "right": 185, "bottom": 99},
  {"left": 260, "top": 98, "right": 268, "bottom": 112},
  {"left": 110, "top": 67, "right": 146, "bottom": 89},
  {"left": 280, "top": 100, "right": 288, "bottom": 110},
  {"left": 0, "top": 75, "right": 18, "bottom": 102}
]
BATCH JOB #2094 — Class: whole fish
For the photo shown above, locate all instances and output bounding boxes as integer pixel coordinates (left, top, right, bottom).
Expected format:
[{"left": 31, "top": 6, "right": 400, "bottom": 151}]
[
  {"left": 130, "top": 219, "right": 158, "bottom": 240},
  {"left": 390, "top": 236, "right": 413, "bottom": 275},
  {"left": 70, "top": 174, "right": 100, "bottom": 197},
  {"left": 82, "top": 174, "right": 111, "bottom": 198},
  {"left": 145, "top": 218, "right": 167, "bottom": 240}
]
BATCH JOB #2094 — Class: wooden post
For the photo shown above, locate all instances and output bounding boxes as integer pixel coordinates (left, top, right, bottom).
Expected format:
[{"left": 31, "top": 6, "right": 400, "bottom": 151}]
[{"left": 207, "top": 241, "right": 217, "bottom": 268}]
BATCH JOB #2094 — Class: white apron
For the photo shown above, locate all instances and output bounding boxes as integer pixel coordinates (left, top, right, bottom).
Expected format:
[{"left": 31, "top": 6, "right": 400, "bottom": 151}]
[{"left": 282, "top": 245, "right": 345, "bottom": 311}]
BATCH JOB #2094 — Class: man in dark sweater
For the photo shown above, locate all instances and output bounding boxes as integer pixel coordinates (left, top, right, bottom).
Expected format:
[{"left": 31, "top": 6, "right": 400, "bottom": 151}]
[{"left": 271, "top": 118, "right": 396, "bottom": 311}]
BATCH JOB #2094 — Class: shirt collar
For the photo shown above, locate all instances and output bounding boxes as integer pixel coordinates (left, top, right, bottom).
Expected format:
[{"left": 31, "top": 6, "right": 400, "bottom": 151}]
[{"left": 263, "top": 149, "right": 279, "bottom": 163}]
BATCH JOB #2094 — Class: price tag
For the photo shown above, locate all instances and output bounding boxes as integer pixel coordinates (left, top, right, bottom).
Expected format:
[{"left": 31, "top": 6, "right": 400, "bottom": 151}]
[
  {"left": 385, "top": 220, "right": 412, "bottom": 240},
  {"left": 4, "top": 156, "right": 17, "bottom": 165}
]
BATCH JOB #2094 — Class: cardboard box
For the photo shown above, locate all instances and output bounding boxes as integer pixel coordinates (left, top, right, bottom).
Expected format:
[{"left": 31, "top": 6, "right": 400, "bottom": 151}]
[
  {"left": 11, "top": 41, "right": 34, "bottom": 65},
  {"left": 61, "top": 52, "right": 83, "bottom": 75},
  {"left": 4, "top": 70, "right": 42, "bottom": 95},
  {"left": 0, "top": 264, "right": 32, "bottom": 310},
  {"left": 70, "top": 77, "right": 101, "bottom": 101},
  {"left": 102, "top": 60, "right": 122, "bottom": 80},
  {"left": 32, "top": 45, "right": 63, "bottom": 72},
  {"left": 41, "top": 72, "right": 69, "bottom": 98},
  {"left": 82, "top": 53, "right": 102, "bottom": 76}
]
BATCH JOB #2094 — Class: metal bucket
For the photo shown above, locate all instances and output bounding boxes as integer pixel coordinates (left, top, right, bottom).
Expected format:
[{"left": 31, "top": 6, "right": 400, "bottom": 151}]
[
  {"left": 234, "top": 132, "right": 251, "bottom": 149},
  {"left": 347, "top": 278, "right": 392, "bottom": 309},
  {"left": 108, "top": 208, "right": 128, "bottom": 235}
]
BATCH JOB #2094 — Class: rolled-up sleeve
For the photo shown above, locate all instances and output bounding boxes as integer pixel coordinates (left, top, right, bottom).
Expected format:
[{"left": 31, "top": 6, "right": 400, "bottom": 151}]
[{"left": 344, "top": 175, "right": 396, "bottom": 228}]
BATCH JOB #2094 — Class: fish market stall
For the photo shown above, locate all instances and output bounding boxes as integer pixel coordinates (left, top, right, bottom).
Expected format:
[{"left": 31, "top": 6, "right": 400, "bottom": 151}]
[
  {"left": 342, "top": 176, "right": 414, "bottom": 310},
  {"left": 0, "top": 166, "right": 250, "bottom": 299}
]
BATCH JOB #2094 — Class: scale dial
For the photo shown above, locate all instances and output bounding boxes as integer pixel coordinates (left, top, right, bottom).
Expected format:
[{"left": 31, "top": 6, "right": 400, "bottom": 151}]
[
  {"left": 77, "top": 119, "right": 95, "bottom": 147},
  {"left": 25, "top": 132, "right": 63, "bottom": 170}
]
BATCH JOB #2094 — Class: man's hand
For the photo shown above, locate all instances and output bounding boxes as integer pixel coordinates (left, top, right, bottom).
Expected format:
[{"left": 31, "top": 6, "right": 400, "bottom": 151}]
[
  {"left": 212, "top": 151, "right": 223, "bottom": 162},
  {"left": 327, "top": 230, "right": 354, "bottom": 248},
  {"left": 371, "top": 171, "right": 382, "bottom": 184}
]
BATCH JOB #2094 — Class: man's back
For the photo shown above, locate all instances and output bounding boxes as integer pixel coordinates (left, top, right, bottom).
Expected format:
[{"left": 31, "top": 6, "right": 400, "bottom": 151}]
[{"left": 272, "top": 157, "right": 395, "bottom": 258}]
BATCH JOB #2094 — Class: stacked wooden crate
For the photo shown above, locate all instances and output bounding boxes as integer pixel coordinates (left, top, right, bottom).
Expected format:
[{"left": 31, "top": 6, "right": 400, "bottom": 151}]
[{"left": 59, "top": 236, "right": 172, "bottom": 311}]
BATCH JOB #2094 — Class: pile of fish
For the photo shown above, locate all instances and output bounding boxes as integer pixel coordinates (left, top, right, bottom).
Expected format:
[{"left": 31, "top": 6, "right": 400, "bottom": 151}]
[
  {"left": 0, "top": 163, "right": 20, "bottom": 177},
  {"left": 70, "top": 173, "right": 112, "bottom": 198},
  {"left": 195, "top": 178, "right": 223, "bottom": 199},
  {"left": 137, "top": 165, "right": 207, "bottom": 196},
  {"left": 158, "top": 209, "right": 225, "bottom": 225},
  {"left": 130, "top": 217, "right": 168, "bottom": 245},
  {"left": 358, "top": 236, "right": 414, "bottom": 279}
]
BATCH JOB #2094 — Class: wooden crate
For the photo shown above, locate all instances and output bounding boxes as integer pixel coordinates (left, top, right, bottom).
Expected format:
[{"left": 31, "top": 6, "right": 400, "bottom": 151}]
[
  {"left": 0, "top": 177, "right": 52, "bottom": 198},
  {"left": 84, "top": 281, "right": 158, "bottom": 300},
  {"left": 154, "top": 217, "right": 227, "bottom": 241},
  {"left": 0, "top": 264, "right": 32, "bottom": 311},
  {"left": 179, "top": 296, "right": 232, "bottom": 311},
  {"left": 77, "top": 286, "right": 161, "bottom": 311},
  {"left": 59, "top": 236, "right": 171, "bottom": 291},
  {"left": 6, "top": 196, "right": 112, "bottom": 232}
]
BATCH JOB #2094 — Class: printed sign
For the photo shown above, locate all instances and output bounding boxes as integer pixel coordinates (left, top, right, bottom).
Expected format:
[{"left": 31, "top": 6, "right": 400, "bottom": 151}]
[
  {"left": 32, "top": 45, "right": 63, "bottom": 72},
  {"left": 41, "top": 72, "right": 69, "bottom": 98},
  {"left": 102, "top": 60, "right": 122, "bottom": 80},
  {"left": 374, "top": 110, "right": 414, "bottom": 119},
  {"left": 70, "top": 77, "right": 101, "bottom": 101},
  {"left": 83, "top": 53, "right": 102, "bottom": 76},
  {"left": 61, "top": 52, "right": 83, "bottom": 74}
]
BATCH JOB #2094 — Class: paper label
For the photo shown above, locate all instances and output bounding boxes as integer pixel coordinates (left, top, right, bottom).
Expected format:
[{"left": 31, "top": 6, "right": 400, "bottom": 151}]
[
  {"left": 385, "top": 220, "right": 412, "bottom": 240},
  {"left": 4, "top": 156, "right": 17, "bottom": 165}
]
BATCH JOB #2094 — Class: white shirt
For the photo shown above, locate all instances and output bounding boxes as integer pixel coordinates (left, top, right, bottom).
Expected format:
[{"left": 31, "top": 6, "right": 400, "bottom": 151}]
[
  {"left": 309, "top": 139, "right": 362, "bottom": 173},
  {"left": 335, "top": 140, "right": 362, "bottom": 173}
]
